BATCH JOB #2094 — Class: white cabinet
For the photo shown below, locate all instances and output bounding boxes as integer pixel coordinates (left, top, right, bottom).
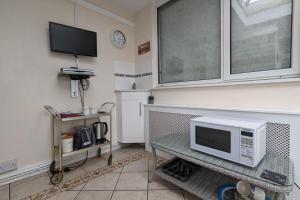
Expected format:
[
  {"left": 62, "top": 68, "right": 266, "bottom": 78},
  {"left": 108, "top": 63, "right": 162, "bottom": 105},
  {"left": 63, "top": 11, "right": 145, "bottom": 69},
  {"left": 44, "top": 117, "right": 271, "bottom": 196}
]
[{"left": 116, "top": 91, "right": 150, "bottom": 143}]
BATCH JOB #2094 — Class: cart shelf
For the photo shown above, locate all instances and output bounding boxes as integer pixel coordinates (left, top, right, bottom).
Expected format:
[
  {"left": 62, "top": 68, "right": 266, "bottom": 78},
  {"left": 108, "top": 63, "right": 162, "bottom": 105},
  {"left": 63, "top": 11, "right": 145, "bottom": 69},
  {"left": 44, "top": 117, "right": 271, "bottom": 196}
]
[
  {"left": 62, "top": 142, "right": 110, "bottom": 158},
  {"left": 61, "top": 113, "right": 110, "bottom": 122},
  {"left": 154, "top": 166, "right": 277, "bottom": 200},
  {"left": 155, "top": 166, "right": 234, "bottom": 200}
]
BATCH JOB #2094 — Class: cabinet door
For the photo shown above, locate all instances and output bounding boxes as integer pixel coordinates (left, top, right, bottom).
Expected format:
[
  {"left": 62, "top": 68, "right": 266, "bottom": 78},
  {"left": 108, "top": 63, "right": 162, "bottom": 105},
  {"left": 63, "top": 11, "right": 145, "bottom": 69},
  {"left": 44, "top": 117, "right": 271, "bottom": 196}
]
[{"left": 121, "top": 98, "right": 143, "bottom": 139}]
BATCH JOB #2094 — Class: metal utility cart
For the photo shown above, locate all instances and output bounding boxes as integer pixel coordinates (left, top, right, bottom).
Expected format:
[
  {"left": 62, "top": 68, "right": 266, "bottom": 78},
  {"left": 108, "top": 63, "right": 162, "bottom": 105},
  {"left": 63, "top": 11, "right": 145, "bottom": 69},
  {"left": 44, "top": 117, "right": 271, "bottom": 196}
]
[{"left": 44, "top": 102, "right": 115, "bottom": 185}]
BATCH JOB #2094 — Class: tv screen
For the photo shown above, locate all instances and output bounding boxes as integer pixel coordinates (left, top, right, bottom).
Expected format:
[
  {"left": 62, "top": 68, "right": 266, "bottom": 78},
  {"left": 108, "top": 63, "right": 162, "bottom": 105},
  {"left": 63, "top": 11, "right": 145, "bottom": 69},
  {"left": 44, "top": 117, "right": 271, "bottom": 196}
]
[{"left": 49, "top": 22, "right": 97, "bottom": 57}]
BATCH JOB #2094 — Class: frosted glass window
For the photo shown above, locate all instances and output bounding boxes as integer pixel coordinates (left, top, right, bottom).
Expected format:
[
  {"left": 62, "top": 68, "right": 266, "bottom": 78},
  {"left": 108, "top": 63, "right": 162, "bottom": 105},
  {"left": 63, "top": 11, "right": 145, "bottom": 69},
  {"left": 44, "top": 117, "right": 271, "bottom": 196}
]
[
  {"left": 231, "top": 0, "right": 293, "bottom": 74},
  {"left": 158, "top": 0, "right": 221, "bottom": 84}
]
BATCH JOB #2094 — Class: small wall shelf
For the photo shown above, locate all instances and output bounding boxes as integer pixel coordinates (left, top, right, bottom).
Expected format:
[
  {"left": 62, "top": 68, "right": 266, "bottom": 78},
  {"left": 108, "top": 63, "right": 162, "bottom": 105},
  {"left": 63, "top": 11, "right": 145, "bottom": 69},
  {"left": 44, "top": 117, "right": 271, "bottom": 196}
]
[{"left": 58, "top": 72, "right": 95, "bottom": 80}]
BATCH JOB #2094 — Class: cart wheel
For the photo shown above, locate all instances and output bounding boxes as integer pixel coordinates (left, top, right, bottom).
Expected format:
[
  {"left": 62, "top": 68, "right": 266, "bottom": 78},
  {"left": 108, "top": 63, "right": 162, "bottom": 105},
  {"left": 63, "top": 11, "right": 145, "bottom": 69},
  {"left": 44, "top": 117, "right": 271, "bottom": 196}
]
[
  {"left": 108, "top": 154, "right": 113, "bottom": 165},
  {"left": 97, "top": 148, "right": 101, "bottom": 157},
  {"left": 50, "top": 172, "right": 63, "bottom": 185},
  {"left": 49, "top": 161, "right": 56, "bottom": 174}
]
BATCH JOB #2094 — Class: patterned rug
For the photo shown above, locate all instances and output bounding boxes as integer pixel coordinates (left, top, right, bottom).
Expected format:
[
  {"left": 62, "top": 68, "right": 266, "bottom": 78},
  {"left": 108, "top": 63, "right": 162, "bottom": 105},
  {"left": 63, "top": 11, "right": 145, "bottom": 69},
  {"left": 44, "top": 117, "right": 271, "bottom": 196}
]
[{"left": 22, "top": 152, "right": 162, "bottom": 200}]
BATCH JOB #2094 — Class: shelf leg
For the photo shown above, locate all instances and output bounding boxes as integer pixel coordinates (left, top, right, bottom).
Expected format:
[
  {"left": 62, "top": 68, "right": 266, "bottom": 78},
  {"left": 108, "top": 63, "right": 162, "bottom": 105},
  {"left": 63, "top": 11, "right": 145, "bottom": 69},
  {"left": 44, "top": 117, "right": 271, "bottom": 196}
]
[
  {"left": 149, "top": 147, "right": 157, "bottom": 182},
  {"left": 274, "top": 193, "right": 285, "bottom": 200},
  {"left": 58, "top": 121, "right": 63, "bottom": 172},
  {"left": 109, "top": 113, "right": 112, "bottom": 155},
  {"left": 52, "top": 118, "right": 56, "bottom": 162}
]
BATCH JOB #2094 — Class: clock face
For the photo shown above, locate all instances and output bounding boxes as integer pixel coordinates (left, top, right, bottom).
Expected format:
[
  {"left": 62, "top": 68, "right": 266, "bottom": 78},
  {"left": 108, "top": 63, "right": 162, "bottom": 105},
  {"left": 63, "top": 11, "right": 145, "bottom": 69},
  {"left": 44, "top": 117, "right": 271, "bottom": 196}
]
[{"left": 112, "top": 30, "right": 126, "bottom": 49}]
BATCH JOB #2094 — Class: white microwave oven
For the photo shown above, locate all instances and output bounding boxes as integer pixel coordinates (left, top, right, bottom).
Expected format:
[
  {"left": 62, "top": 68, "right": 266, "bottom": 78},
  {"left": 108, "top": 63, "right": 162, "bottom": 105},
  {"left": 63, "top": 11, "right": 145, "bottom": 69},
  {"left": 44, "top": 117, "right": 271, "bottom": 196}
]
[{"left": 190, "top": 117, "right": 266, "bottom": 168}]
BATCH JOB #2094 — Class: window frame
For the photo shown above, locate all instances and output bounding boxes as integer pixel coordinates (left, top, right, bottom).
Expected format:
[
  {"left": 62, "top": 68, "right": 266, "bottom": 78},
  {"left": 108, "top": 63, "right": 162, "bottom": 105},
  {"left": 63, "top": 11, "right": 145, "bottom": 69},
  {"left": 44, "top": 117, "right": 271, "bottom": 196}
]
[
  {"left": 153, "top": 0, "right": 300, "bottom": 88},
  {"left": 224, "top": 0, "right": 298, "bottom": 81},
  {"left": 156, "top": 0, "right": 225, "bottom": 87}
]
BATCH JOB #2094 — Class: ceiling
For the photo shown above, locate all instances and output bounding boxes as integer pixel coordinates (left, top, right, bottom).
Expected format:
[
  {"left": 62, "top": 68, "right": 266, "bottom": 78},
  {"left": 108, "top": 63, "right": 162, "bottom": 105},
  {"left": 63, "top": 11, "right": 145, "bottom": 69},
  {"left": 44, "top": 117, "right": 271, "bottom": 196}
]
[{"left": 109, "top": 0, "right": 152, "bottom": 13}]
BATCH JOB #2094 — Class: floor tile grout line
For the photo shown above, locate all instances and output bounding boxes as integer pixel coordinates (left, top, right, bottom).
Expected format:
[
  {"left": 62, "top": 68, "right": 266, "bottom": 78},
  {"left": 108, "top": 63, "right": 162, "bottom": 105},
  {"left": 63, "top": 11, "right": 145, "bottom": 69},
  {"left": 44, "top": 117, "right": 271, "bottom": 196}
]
[
  {"left": 121, "top": 171, "right": 149, "bottom": 173},
  {"left": 147, "top": 159, "right": 149, "bottom": 200},
  {"left": 8, "top": 184, "right": 10, "bottom": 200},
  {"left": 73, "top": 180, "right": 88, "bottom": 200},
  {"left": 80, "top": 180, "right": 88, "bottom": 192},
  {"left": 80, "top": 166, "right": 88, "bottom": 174},
  {"left": 66, "top": 188, "right": 183, "bottom": 192},
  {"left": 72, "top": 190, "right": 81, "bottom": 200},
  {"left": 74, "top": 189, "right": 148, "bottom": 192},
  {"left": 148, "top": 188, "right": 184, "bottom": 191},
  {"left": 63, "top": 157, "right": 122, "bottom": 197},
  {"left": 109, "top": 169, "right": 122, "bottom": 200}
]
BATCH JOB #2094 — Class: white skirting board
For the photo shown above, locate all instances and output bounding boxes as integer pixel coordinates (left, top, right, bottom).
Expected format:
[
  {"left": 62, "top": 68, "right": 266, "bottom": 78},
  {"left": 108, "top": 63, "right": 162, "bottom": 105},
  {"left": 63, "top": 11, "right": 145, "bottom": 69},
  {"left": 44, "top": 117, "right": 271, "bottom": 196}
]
[{"left": 0, "top": 144, "right": 121, "bottom": 186}]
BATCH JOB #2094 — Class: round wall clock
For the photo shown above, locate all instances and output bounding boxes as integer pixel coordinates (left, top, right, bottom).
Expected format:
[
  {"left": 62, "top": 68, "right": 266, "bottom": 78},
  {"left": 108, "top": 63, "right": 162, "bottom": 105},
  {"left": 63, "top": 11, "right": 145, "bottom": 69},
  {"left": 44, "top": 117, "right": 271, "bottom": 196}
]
[{"left": 111, "top": 30, "right": 126, "bottom": 49}]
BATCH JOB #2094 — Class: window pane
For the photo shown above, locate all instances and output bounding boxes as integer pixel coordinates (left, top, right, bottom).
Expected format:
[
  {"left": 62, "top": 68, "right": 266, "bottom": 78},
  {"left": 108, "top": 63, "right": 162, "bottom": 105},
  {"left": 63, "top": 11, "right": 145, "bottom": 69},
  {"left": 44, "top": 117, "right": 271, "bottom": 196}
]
[
  {"left": 231, "top": 0, "right": 293, "bottom": 74},
  {"left": 158, "top": 0, "right": 221, "bottom": 84}
]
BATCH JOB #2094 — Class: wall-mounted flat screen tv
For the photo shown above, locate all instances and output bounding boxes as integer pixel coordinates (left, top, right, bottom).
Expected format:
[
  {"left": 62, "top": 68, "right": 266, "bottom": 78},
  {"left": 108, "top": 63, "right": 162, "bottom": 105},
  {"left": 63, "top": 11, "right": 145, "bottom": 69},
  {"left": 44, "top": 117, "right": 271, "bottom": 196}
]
[{"left": 49, "top": 22, "right": 97, "bottom": 57}]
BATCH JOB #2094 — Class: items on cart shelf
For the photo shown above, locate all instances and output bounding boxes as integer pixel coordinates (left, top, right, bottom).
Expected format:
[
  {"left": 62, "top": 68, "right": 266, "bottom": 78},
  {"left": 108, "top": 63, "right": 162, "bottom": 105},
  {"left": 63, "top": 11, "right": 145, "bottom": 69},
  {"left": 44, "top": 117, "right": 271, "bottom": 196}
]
[
  {"left": 60, "top": 112, "right": 83, "bottom": 118},
  {"left": 73, "top": 127, "right": 95, "bottom": 150},
  {"left": 60, "top": 105, "right": 100, "bottom": 118},
  {"left": 162, "top": 158, "right": 200, "bottom": 182},
  {"left": 236, "top": 181, "right": 269, "bottom": 200},
  {"left": 62, "top": 133, "right": 74, "bottom": 153},
  {"left": 83, "top": 107, "right": 90, "bottom": 115},
  {"left": 82, "top": 106, "right": 99, "bottom": 115},
  {"left": 93, "top": 122, "right": 108, "bottom": 144},
  {"left": 217, "top": 184, "right": 238, "bottom": 200},
  {"left": 217, "top": 181, "right": 271, "bottom": 200},
  {"left": 89, "top": 106, "right": 98, "bottom": 115}
]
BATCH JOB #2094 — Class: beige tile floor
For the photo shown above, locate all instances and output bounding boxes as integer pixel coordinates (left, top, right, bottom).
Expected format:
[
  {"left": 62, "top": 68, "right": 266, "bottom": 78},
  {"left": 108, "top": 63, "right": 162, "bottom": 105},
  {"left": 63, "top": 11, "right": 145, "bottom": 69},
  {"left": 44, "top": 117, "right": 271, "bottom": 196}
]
[{"left": 0, "top": 145, "right": 201, "bottom": 200}]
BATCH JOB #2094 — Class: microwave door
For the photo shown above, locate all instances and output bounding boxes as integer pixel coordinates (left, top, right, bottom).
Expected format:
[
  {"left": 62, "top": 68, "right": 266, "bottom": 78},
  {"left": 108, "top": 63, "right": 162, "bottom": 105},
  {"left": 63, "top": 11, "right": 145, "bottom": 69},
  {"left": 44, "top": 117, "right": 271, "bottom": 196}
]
[
  {"left": 191, "top": 123, "right": 240, "bottom": 162},
  {"left": 195, "top": 126, "right": 231, "bottom": 153}
]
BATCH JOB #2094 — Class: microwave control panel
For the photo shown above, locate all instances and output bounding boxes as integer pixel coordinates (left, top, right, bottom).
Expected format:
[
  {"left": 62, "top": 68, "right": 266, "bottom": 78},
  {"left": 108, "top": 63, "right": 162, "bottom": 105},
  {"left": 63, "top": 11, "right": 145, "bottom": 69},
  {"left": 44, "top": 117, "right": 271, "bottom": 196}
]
[{"left": 240, "top": 130, "right": 254, "bottom": 164}]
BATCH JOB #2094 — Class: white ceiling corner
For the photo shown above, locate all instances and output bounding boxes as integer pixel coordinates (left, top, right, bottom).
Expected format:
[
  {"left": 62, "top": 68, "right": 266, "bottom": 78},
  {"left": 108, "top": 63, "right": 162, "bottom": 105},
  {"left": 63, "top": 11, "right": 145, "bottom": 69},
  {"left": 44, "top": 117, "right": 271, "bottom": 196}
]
[
  {"left": 108, "top": 0, "right": 152, "bottom": 13},
  {"left": 71, "top": 0, "right": 135, "bottom": 26}
]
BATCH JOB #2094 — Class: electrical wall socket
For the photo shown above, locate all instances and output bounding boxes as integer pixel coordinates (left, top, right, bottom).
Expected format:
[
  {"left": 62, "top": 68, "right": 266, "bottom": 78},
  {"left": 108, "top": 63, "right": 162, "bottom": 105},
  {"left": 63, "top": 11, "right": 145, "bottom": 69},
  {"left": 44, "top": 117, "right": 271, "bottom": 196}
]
[
  {"left": 0, "top": 159, "right": 17, "bottom": 174},
  {"left": 71, "top": 80, "right": 79, "bottom": 98}
]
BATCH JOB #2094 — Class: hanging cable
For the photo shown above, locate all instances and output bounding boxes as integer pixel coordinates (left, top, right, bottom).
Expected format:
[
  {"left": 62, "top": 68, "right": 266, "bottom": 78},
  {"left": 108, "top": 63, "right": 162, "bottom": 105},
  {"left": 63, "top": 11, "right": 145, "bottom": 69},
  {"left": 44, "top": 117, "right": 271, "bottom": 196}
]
[
  {"left": 78, "top": 79, "right": 90, "bottom": 111},
  {"left": 81, "top": 79, "right": 90, "bottom": 90},
  {"left": 75, "top": 55, "right": 79, "bottom": 68},
  {"left": 63, "top": 152, "right": 89, "bottom": 172}
]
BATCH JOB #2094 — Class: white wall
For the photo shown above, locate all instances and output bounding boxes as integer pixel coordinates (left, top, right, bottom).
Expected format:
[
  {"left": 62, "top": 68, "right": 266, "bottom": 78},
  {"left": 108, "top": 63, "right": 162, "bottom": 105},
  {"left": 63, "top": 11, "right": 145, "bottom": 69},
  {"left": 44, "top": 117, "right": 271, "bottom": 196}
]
[
  {"left": 114, "top": 61, "right": 135, "bottom": 90},
  {"left": 0, "top": 0, "right": 135, "bottom": 168},
  {"left": 152, "top": 82, "right": 300, "bottom": 111},
  {"left": 87, "top": 0, "right": 135, "bottom": 22},
  {"left": 135, "top": 5, "right": 153, "bottom": 89}
]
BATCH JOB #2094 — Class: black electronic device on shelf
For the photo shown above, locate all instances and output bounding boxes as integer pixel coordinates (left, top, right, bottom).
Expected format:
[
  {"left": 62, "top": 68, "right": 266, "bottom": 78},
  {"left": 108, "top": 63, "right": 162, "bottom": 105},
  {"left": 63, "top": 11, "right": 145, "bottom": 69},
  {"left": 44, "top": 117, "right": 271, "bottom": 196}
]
[{"left": 58, "top": 67, "right": 96, "bottom": 80}]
